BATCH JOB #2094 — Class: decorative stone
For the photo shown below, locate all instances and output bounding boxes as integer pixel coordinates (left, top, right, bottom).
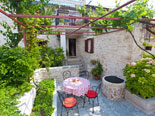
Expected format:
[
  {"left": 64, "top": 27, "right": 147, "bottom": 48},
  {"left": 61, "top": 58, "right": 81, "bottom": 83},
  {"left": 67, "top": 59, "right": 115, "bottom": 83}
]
[
  {"left": 125, "top": 90, "right": 155, "bottom": 114},
  {"left": 102, "top": 75, "right": 125, "bottom": 101}
]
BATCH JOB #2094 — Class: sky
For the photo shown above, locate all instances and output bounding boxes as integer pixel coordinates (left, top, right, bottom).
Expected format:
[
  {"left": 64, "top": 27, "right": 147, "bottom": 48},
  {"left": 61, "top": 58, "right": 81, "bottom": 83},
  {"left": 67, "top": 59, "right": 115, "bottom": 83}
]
[{"left": 86, "top": 0, "right": 155, "bottom": 9}]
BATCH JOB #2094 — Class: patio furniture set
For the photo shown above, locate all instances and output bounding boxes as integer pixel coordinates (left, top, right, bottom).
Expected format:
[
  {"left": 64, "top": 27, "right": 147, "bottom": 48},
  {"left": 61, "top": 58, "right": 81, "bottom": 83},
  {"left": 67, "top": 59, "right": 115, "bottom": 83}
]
[{"left": 57, "top": 71, "right": 101, "bottom": 116}]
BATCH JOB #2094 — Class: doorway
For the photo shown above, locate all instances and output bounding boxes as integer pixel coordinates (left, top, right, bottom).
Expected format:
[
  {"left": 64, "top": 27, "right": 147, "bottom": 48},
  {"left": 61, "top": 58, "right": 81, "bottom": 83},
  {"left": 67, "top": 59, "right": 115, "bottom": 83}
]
[{"left": 69, "top": 39, "right": 76, "bottom": 56}]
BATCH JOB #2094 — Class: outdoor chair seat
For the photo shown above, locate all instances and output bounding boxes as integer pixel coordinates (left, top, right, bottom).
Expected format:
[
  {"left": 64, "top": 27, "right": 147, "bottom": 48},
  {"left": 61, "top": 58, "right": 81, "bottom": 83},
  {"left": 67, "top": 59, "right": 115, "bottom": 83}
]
[
  {"left": 63, "top": 97, "right": 77, "bottom": 108},
  {"left": 86, "top": 90, "right": 97, "bottom": 98},
  {"left": 83, "top": 83, "right": 102, "bottom": 113},
  {"left": 57, "top": 91, "right": 79, "bottom": 116}
]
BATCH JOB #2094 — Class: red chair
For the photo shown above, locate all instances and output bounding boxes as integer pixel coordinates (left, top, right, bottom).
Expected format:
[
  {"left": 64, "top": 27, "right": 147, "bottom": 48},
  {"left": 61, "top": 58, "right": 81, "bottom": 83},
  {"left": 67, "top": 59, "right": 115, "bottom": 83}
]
[
  {"left": 83, "top": 83, "right": 102, "bottom": 113},
  {"left": 57, "top": 91, "right": 79, "bottom": 116}
]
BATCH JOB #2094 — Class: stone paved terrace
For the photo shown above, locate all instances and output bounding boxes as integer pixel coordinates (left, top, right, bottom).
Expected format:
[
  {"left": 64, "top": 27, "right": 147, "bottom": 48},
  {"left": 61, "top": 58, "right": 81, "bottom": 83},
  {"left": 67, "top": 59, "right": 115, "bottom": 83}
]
[{"left": 56, "top": 78, "right": 155, "bottom": 116}]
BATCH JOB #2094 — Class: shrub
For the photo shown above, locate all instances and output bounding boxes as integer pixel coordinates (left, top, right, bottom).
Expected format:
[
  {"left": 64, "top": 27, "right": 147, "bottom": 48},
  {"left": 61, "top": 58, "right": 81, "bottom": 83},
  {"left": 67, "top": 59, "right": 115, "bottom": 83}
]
[
  {"left": 31, "top": 79, "right": 55, "bottom": 116},
  {"left": 0, "top": 46, "right": 38, "bottom": 86},
  {"left": 40, "top": 46, "right": 65, "bottom": 68},
  {"left": 123, "top": 58, "right": 155, "bottom": 98}
]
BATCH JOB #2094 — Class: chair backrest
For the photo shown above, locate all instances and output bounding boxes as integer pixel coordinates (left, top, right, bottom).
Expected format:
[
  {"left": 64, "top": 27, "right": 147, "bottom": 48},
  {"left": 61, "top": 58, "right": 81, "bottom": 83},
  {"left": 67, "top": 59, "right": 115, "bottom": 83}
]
[
  {"left": 91, "top": 83, "right": 102, "bottom": 94},
  {"left": 57, "top": 91, "right": 65, "bottom": 104},
  {"left": 79, "top": 71, "right": 89, "bottom": 79},
  {"left": 63, "top": 70, "right": 71, "bottom": 80}
]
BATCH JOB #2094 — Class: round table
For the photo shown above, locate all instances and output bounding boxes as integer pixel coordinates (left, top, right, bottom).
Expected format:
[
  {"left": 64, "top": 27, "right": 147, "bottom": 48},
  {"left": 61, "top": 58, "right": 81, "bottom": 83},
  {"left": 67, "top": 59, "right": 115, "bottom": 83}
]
[{"left": 62, "top": 77, "right": 90, "bottom": 96}]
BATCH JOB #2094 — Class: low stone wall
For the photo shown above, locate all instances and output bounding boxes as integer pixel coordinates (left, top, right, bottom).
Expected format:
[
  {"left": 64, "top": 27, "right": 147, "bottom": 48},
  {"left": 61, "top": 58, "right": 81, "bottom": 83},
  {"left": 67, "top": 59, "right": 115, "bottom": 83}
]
[
  {"left": 34, "top": 65, "right": 79, "bottom": 82},
  {"left": 125, "top": 90, "right": 155, "bottom": 114}
]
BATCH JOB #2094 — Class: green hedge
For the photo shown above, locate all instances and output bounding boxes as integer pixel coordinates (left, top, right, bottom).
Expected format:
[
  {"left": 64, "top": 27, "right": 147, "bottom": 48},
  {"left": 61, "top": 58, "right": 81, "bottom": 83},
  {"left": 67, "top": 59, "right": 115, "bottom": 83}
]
[{"left": 31, "top": 79, "right": 55, "bottom": 116}]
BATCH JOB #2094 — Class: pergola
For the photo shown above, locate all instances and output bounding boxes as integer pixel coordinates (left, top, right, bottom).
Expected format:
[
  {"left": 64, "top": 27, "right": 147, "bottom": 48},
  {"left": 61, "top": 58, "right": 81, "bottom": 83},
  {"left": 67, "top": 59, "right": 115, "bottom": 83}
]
[{"left": 0, "top": 0, "right": 154, "bottom": 47}]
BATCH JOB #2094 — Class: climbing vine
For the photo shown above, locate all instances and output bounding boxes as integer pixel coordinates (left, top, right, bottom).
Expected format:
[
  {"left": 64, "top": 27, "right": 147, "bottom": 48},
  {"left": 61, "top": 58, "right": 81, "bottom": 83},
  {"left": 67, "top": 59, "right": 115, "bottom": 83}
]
[
  {"left": 0, "top": 0, "right": 55, "bottom": 48},
  {"left": 78, "top": 0, "right": 154, "bottom": 33}
]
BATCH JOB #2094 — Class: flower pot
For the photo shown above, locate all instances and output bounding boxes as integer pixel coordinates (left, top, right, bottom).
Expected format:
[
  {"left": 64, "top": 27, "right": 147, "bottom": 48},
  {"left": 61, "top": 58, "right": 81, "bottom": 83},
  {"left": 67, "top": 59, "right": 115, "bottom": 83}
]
[
  {"left": 145, "top": 46, "right": 152, "bottom": 50},
  {"left": 94, "top": 76, "right": 100, "bottom": 80},
  {"left": 102, "top": 75, "right": 125, "bottom": 101}
]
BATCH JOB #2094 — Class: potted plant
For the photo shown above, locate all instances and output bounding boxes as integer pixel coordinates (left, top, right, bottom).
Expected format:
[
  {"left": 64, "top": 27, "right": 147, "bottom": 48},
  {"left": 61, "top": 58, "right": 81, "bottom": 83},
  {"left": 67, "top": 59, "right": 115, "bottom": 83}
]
[
  {"left": 91, "top": 61, "right": 103, "bottom": 80},
  {"left": 90, "top": 59, "right": 96, "bottom": 65},
  {"left": 143, "top": 42, "right": 153, "bottom": 50}
]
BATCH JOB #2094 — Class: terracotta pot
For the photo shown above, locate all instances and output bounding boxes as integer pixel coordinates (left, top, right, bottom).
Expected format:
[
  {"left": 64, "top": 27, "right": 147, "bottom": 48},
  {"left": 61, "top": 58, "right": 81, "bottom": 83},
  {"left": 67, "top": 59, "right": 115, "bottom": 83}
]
[{"left": 94, "top": 76, "right": 100, "bottom": 80}]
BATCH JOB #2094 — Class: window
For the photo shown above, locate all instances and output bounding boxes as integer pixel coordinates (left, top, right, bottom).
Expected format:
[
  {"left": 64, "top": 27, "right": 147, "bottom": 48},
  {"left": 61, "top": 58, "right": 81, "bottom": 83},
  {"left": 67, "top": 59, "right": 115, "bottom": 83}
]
[
  {"left": 37, "top": 40, "right": 48, "bottom": 46},
  {"left": 85, "top": 38, "right": 94, "bottom": 53}
]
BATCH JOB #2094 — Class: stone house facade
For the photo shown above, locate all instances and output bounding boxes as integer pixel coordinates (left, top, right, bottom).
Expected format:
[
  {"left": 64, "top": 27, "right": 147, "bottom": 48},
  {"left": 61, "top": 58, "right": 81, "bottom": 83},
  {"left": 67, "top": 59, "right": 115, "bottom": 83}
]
[{"left": 0, "top": 1, "right": 153, "bottom": 79}]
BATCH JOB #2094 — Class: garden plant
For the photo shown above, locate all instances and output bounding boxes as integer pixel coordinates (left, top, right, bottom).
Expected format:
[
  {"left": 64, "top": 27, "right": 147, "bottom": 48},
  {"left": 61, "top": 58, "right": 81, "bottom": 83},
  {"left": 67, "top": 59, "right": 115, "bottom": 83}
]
[{"left": 123, "top": 58, "right": 155, "bottom": 98}]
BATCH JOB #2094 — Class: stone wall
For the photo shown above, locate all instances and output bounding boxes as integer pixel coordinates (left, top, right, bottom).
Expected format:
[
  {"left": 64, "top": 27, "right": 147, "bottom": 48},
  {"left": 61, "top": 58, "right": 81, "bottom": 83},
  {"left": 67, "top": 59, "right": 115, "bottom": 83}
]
[
  {"left": 34, "top": 65, "right": 79, "bottom": 82},
  {"left": 77, "top": 23, "right": 144, "bottom": 79}
]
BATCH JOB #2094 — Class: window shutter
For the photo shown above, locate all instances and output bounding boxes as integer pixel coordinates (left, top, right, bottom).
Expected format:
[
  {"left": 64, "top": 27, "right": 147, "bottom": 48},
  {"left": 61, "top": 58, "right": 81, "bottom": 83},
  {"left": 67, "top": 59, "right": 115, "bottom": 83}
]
[
  {"left": 90, "top": 39, "right": 94, "bottom": 53},
  {"left": 85, "top": 39, "right": 88, "bottom": 52},
  {"left": 85, "top": 38, "right": 94, "bottom": 53}
]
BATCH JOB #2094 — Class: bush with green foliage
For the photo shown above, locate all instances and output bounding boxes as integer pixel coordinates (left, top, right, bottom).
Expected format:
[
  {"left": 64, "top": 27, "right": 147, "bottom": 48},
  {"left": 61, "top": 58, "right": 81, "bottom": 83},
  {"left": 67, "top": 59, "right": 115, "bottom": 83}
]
[
  {"left": 31, "top": 79, "right": 55, "bottom": 116},
  {"left": 0, "top": 46, "right": 38, "bottom": 86},
  {"left": 143, "top": 42, "right": 153, "bottom": 47},
  {"left": 143, "top": 52, "right": 155, "bottom": 59},
  {"left": 0, "top": 82, "right": 33, "bottom": 116},
  {"left": 123, "top": 58, "right": 155, "bottom": 98},
  {"left": 40, "top": 46, "right": 65, "bottom": 68}
]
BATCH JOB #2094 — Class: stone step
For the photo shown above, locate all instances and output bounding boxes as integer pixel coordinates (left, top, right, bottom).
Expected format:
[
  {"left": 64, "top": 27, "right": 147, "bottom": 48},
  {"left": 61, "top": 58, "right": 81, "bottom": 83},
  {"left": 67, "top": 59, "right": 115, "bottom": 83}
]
[
  {"left": 67, "top": 58, "right": 85, "bottom": 75},
  {"left": 67, "top": 62, "right": 82, "bottom": 65},
  {"left": 67, "top": 58, "right": 81, "bottom": 62},
  {"left": 80, "top": 67, "right": 85, "bottom": 72}
]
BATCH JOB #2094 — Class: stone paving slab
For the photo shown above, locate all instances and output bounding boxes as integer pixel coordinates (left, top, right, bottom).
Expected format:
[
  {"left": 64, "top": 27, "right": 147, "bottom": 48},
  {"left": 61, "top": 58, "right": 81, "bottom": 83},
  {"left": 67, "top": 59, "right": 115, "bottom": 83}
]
[{"left": 56, "top": 78, "right": 155, "bottom": 116}]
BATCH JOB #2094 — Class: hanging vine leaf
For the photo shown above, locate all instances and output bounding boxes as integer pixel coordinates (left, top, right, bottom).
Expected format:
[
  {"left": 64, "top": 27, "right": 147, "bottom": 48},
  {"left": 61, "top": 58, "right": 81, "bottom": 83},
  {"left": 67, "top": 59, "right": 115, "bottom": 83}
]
[{"left": 78, "top": 0, "right": 154, "bottom": 33}]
